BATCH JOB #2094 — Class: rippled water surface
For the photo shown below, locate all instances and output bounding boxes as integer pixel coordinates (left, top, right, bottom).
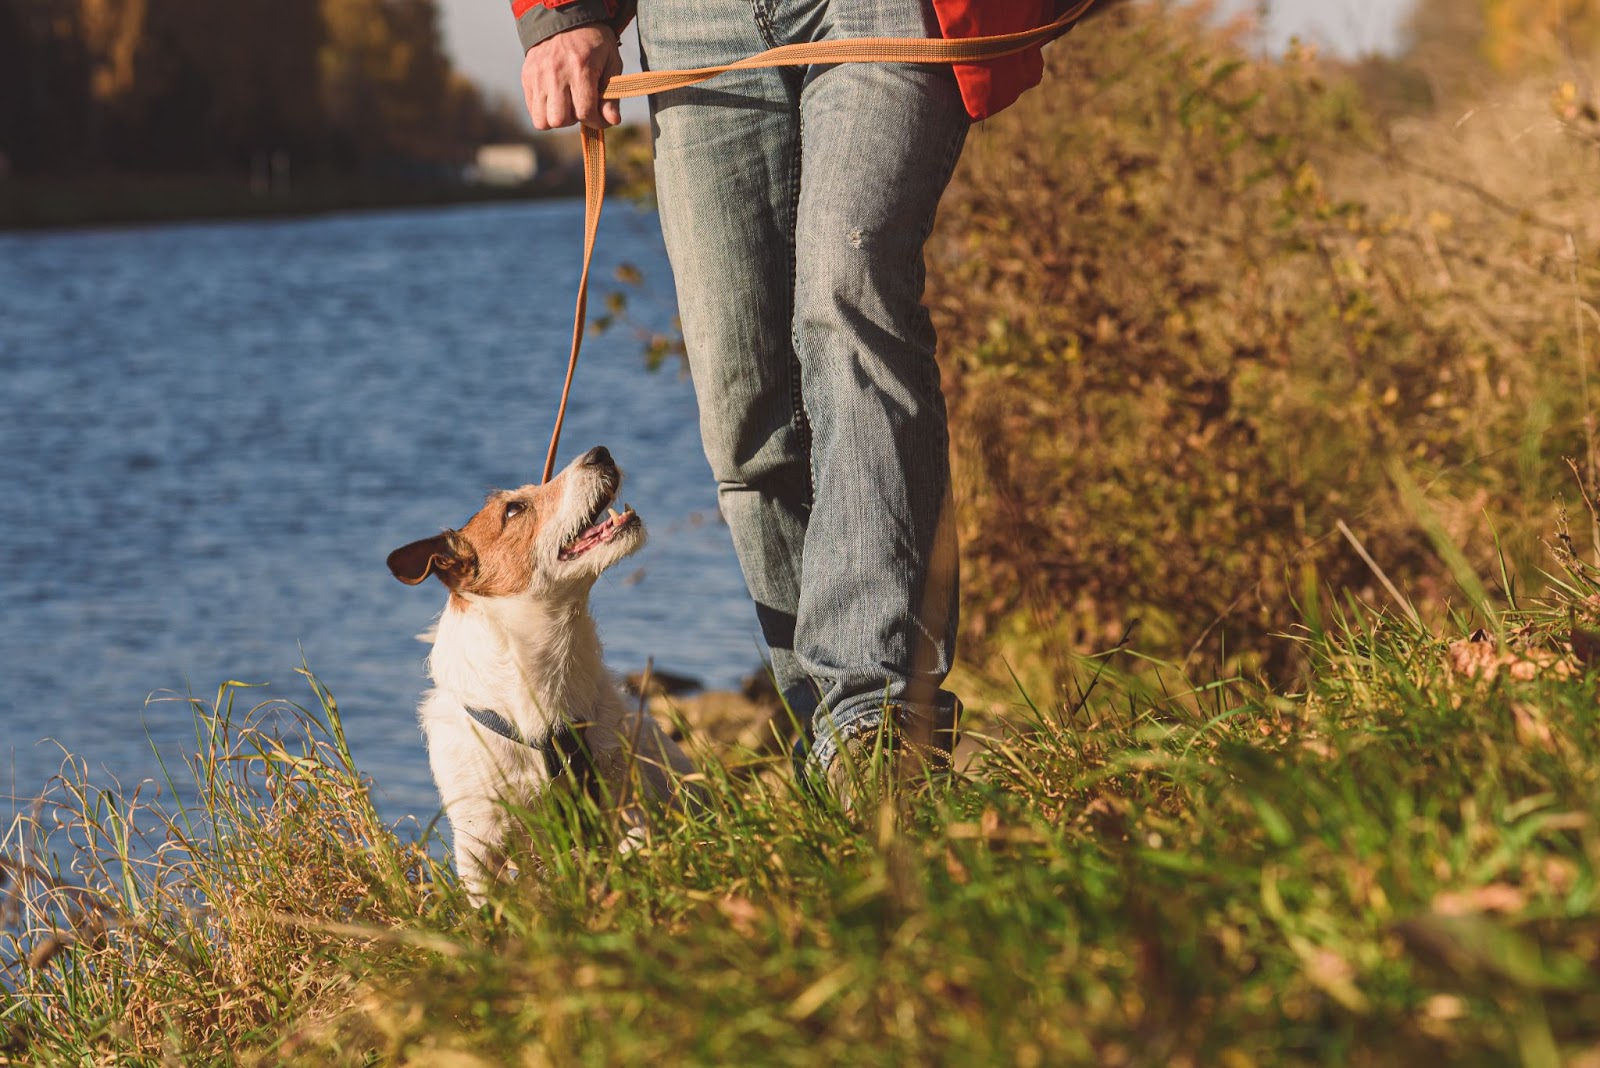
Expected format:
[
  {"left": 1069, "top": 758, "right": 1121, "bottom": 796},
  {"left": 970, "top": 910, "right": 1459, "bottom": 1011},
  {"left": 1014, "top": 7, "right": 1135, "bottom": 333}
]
[{"left": 0, "top": 201, "right": 757, "bottom": 823}]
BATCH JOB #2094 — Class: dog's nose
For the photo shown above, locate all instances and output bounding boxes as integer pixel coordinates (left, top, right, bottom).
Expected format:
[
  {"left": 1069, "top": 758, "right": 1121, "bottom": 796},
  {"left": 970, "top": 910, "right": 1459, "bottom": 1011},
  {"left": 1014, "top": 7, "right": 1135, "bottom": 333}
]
[{"left": 580, "top": 446, "right": 613, "bottom": 469}]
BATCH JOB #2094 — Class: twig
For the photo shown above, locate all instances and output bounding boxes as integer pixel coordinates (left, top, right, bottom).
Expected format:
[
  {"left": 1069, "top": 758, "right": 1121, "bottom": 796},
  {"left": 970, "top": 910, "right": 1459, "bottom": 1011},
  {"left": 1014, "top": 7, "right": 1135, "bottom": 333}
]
[
  {"left": 1375, "top": 147, "right": 1570, "bottom": 235},
  {"left": 268, "top": 911, "right": 469, "bottom": 958},
  {"left": 1563, "top": 457, "right": 1600, "bottom": 565},
  {"left": 1336, "top": 519, "right": 1424, "bottom": 630},
  {"left": 1568, "top": 233, "right": 1599, "bottom": 556}
]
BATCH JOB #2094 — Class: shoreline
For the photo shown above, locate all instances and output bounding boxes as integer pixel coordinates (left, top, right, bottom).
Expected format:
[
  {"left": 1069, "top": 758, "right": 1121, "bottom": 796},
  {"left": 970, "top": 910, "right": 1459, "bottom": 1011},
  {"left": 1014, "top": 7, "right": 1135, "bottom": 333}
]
[{"left": 0, "top": 171, "right": 591, "bottom": 234}]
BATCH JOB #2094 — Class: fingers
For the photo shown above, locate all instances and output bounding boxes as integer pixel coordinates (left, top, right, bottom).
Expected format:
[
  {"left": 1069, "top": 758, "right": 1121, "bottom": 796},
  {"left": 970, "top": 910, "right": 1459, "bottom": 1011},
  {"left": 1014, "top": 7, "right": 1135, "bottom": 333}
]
[
  {"left": 521, "top": 46, "right": 579, "bottom": 130},
  {"left": 568, "top": 70, "right": 605, "bottom": 129},
  {"left": 600, "top": 50, "right": 623, "bottom": 128},
  {"left": 569, "top": 42, "right": 622, "bottom": 129},
  {"left": 521, "top": 25, "right": 622, "bottom": 131}
]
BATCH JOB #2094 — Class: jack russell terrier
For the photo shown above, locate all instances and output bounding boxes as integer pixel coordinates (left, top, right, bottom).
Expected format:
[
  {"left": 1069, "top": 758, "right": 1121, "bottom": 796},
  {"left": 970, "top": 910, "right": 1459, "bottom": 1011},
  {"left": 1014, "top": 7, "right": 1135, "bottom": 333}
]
[{"left": 387, "top": 446, "right": 697, "bottom": 900}]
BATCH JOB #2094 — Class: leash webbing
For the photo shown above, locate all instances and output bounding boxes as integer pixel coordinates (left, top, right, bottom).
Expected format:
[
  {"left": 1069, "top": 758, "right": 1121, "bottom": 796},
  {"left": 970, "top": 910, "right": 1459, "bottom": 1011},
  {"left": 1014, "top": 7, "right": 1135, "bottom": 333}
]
[
  {"left": 544, "top": 122, "right": 607, "bottom": 485},
  {"left": 540, "top": 1, "right": 1098, "bottom": 483}
]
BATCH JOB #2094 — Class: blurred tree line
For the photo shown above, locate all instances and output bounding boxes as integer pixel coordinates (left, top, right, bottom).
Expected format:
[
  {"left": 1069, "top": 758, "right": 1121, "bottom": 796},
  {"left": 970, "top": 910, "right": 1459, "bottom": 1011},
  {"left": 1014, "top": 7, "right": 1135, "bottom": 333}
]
[{"left": 0, "top": 0, "right": 523, "bottom": 176}]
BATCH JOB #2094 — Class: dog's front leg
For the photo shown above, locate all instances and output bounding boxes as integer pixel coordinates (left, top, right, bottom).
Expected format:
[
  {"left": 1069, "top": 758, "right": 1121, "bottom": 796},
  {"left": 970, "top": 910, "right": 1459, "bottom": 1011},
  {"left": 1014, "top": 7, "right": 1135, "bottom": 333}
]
[{"left": 444, "top": 796, "right": 510, "bottom": 906}]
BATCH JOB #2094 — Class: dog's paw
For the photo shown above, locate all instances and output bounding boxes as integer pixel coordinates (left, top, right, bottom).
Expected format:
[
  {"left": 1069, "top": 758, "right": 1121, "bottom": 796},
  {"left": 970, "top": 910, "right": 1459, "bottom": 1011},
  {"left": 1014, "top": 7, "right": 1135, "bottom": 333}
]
[{"left": 617, "top": 824, "right": 651, "bottom": 855}]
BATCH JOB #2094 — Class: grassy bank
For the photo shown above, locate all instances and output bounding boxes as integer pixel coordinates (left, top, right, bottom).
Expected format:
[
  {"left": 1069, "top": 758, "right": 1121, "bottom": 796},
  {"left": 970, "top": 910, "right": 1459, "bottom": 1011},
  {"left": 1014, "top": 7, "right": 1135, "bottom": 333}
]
[{"left": 3, "top": 540, "right": 1600, "bottom": 1065}]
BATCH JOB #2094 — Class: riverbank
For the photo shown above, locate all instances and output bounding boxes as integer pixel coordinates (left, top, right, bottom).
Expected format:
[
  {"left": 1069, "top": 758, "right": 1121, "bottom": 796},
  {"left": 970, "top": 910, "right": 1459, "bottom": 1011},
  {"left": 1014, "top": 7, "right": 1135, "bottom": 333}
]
[
  {"left": 0, "top": 171, "right": 589, "bottom": 232},
  {"left": 0, "top": 196, "right": 754, "bottom": 840}
]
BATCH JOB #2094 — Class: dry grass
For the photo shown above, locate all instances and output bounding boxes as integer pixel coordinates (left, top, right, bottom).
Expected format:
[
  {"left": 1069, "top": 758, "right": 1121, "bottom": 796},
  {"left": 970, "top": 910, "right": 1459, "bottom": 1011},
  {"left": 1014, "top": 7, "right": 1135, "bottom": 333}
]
[{"left": 1, "top": 673, "right": 451, "bottom": 1061}]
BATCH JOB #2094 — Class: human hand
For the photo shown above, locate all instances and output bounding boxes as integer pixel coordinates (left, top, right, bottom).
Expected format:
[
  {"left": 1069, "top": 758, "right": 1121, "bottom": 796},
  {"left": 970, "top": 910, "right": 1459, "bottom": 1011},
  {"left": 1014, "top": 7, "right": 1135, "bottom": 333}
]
[{"left": 521, "top": 24, "right": 623, "bottom": 131}]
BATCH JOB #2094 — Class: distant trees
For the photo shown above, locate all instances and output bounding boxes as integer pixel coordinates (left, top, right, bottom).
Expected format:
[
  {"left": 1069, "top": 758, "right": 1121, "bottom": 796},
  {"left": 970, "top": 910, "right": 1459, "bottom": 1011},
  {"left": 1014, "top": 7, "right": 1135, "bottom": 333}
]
[
  {"left": 0, "top": 0, "right": 519, "bottom": 176},
  {"left": 108, "top": 0, "right": 325, "bottom": 168},
  {"left": 321, "top": 0, "right": 512, "bottom": 169},
  {"left": 0, "top": 0, "right": 94, "bottom": 170}
]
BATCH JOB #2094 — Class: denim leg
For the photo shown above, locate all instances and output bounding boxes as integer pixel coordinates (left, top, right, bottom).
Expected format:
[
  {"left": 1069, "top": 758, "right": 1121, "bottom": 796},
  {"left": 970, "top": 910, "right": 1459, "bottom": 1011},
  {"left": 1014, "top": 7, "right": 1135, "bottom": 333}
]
[
  {"left": 640, "top": 2, "right": 820, "bottom": 718},
  {"left": 640, "top": 0, "right": 968, "bottom": 774},
  {"left": 784, "top": 1, "right": 968, "bottom": 776}
]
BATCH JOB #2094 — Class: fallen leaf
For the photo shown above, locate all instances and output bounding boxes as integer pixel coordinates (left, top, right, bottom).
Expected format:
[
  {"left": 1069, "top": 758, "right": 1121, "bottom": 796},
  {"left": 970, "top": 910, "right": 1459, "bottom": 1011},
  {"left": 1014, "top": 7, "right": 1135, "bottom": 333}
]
[
  {"left": 1432, "top": 883, "right": 1527, "bottom": 917},
  {"left": 1511, "top": 703, "right": 1556, "bottom": 753},
  {"left": 1423, "top": 994, "right": 1465, "bottom": 1020},
  {"left": 715, "top": 894, "right": 762, "bottom": 938},
  {"left": 1446, "top": 635, "right": 1573, "bottom": 682}
]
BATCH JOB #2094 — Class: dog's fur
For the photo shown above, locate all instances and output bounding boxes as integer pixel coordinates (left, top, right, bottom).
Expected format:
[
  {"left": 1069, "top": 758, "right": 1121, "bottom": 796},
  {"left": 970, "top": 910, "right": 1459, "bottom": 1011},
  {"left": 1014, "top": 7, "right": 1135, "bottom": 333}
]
[{"left": 388, "top": 446, "right": 695, "bottom": 901}]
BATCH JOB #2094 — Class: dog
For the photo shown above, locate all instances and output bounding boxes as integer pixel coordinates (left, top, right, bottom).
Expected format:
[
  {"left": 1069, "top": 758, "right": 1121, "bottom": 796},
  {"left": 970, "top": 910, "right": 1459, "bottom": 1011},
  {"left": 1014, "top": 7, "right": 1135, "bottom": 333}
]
[{"left": 387, "top": 445, "right": 696, "bottom": 901}]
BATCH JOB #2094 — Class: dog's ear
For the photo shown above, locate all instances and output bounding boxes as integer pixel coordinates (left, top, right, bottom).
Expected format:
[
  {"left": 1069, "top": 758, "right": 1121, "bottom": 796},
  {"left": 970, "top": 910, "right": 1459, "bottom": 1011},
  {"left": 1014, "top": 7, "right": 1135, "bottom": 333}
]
[{"left": 387, "top": 532, "right": 475, "bottom": 588}]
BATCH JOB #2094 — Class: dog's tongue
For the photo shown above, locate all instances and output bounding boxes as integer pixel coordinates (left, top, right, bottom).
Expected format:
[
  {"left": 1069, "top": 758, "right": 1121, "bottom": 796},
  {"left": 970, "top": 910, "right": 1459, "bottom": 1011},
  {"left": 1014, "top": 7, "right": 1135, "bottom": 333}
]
[
  {"left": 587, "top": 505, "right": 634, "bottom": 540},
  {"left": 559, "top": 506, "right": 636, "bottom": 560}
]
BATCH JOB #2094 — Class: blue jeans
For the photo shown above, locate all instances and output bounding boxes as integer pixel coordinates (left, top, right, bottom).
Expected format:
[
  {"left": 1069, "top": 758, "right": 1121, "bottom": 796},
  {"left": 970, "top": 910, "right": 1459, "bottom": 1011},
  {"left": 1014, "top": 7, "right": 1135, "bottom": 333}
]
[{"left": 638, "top": 0, "right": 968, "bottom": 777}]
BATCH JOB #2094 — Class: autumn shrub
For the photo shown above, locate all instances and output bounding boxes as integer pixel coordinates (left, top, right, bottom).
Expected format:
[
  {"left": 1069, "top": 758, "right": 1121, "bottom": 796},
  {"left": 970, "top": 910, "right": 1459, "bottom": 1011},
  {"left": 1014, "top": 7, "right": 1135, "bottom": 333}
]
[{"left": 930, "top": 3, "right": 1600, "bottom": 684}]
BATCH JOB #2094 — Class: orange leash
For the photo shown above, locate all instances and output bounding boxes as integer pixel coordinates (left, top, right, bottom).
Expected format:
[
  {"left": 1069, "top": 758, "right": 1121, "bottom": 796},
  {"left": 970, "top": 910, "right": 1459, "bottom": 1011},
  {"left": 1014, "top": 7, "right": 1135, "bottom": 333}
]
[
  {"left": 540, "top": 2, "right": 1096, "bottom": 482},
  {"left": 544, "top": 123, "right": 608, "bottom": 485}
]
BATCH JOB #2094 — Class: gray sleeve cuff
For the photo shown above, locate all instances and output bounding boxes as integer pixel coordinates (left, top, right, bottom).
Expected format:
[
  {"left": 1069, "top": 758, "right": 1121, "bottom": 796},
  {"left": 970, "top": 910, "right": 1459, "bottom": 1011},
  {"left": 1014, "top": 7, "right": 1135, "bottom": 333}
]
[{"left": 515, "top": 1, "right": 615, "bottom": 53}]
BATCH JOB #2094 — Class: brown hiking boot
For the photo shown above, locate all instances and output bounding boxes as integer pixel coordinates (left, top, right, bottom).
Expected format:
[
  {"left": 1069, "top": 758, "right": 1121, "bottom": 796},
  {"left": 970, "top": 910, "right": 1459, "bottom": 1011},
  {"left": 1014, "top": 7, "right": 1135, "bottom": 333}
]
[{"left": 822, "top": 700, "right": 961, "bottom": 815}]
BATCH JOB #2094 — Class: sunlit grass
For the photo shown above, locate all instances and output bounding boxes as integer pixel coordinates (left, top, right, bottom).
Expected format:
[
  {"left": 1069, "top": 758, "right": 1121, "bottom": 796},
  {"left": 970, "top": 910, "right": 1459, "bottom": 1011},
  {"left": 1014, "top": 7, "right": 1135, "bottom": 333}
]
[
  {"left": 4, "top": 542, "right": 1600, "bottom": 1064},
  {"left": 1, "top": 674, "right": 454, "bottom": 1061}
]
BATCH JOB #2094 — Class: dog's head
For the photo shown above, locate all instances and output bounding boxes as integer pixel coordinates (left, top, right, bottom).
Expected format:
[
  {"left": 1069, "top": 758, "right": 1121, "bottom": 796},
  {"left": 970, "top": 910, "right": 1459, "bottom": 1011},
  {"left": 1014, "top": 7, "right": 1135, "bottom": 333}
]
[{"left": 387, "top": 446, "right": 643, "bottom": 599}]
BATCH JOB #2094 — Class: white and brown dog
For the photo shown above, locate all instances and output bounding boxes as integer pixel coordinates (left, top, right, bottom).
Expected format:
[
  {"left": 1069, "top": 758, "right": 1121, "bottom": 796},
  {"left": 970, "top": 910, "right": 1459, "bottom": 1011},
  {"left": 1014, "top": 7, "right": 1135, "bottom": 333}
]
[{"left": 387, "top": 446, "right": 696, "bottom": 900}]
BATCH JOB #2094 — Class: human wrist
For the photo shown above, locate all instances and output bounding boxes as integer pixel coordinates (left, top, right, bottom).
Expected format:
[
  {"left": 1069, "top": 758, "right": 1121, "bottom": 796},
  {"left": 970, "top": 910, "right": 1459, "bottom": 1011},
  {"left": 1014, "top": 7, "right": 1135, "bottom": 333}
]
[
  {"left": 520, "top": 18, "right": 623, "bottom": 129},
  {"left": 514, "top": 0, "right": 616, "bottom": 53}
]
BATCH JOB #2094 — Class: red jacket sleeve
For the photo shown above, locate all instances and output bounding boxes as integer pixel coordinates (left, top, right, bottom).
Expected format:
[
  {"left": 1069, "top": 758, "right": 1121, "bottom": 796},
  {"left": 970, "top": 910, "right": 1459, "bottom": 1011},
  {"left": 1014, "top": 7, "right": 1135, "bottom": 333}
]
[{"left": 512, "top": 0, "right": 633, "bottom": 53}]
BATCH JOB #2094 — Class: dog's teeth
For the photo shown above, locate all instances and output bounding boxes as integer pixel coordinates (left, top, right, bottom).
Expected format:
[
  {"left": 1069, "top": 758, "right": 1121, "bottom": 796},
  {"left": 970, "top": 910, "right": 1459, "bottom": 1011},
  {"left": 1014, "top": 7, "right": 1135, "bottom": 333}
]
[{"left": 608, "top": 506, "right": 622, "bottom": 520}]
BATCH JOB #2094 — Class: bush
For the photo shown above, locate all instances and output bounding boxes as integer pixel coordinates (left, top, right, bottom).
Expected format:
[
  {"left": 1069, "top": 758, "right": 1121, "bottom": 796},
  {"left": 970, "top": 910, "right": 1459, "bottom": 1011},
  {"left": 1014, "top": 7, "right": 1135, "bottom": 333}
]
[{"left": 931, "top": 5, "right": 1600, "bottom": 683}]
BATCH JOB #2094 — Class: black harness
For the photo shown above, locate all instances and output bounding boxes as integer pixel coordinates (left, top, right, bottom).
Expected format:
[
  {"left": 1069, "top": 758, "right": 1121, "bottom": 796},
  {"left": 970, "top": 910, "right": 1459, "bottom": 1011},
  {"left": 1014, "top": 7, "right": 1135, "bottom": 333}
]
[{"left": 463, "top": 705, "right": 598, "bottom": 797}]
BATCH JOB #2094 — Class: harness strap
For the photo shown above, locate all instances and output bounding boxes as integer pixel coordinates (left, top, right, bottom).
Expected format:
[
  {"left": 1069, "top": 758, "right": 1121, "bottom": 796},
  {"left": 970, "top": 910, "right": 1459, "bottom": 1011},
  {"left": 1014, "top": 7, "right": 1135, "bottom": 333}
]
[
  {"left": 464, "top": 704, "right": 592, "bottom": 785},
  {"left": 539, "top": 2, "right": 1098, "bottom": 482}
]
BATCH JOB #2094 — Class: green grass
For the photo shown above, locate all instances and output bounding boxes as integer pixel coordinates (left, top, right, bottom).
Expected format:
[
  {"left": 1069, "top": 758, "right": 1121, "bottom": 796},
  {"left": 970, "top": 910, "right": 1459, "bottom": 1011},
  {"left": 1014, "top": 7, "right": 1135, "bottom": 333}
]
[{"left": 5, "top": 549, "right": 1600, "bottom": 1065}]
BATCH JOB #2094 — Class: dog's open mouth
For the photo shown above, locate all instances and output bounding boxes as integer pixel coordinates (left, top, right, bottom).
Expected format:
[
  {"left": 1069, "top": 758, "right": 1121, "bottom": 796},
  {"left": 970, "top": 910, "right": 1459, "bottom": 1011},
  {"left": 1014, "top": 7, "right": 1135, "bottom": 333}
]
[{"left": 559, "top": 496, "right": 639, "bottom": 561}]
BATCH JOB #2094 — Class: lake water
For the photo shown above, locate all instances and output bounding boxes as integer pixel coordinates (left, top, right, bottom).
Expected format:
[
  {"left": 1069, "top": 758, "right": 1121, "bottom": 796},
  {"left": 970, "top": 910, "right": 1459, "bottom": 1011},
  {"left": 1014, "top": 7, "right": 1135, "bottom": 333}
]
[{"left": 0, "top": 200, "right": 759, "bottom": 827}]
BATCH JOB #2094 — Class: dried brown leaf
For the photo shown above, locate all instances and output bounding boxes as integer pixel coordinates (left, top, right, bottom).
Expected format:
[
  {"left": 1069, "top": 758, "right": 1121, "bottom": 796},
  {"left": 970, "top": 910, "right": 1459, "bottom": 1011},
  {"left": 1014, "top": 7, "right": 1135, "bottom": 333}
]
[{"left": 1432, "top": 882, "right": 1528, "bottom": 917}]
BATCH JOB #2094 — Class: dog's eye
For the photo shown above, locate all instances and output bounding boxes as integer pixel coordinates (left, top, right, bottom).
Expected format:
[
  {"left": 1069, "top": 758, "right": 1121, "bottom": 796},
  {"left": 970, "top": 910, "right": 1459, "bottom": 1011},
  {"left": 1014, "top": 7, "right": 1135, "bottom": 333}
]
[{"left": 504, "top": 500, "right": 527, "bottom": 520}]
